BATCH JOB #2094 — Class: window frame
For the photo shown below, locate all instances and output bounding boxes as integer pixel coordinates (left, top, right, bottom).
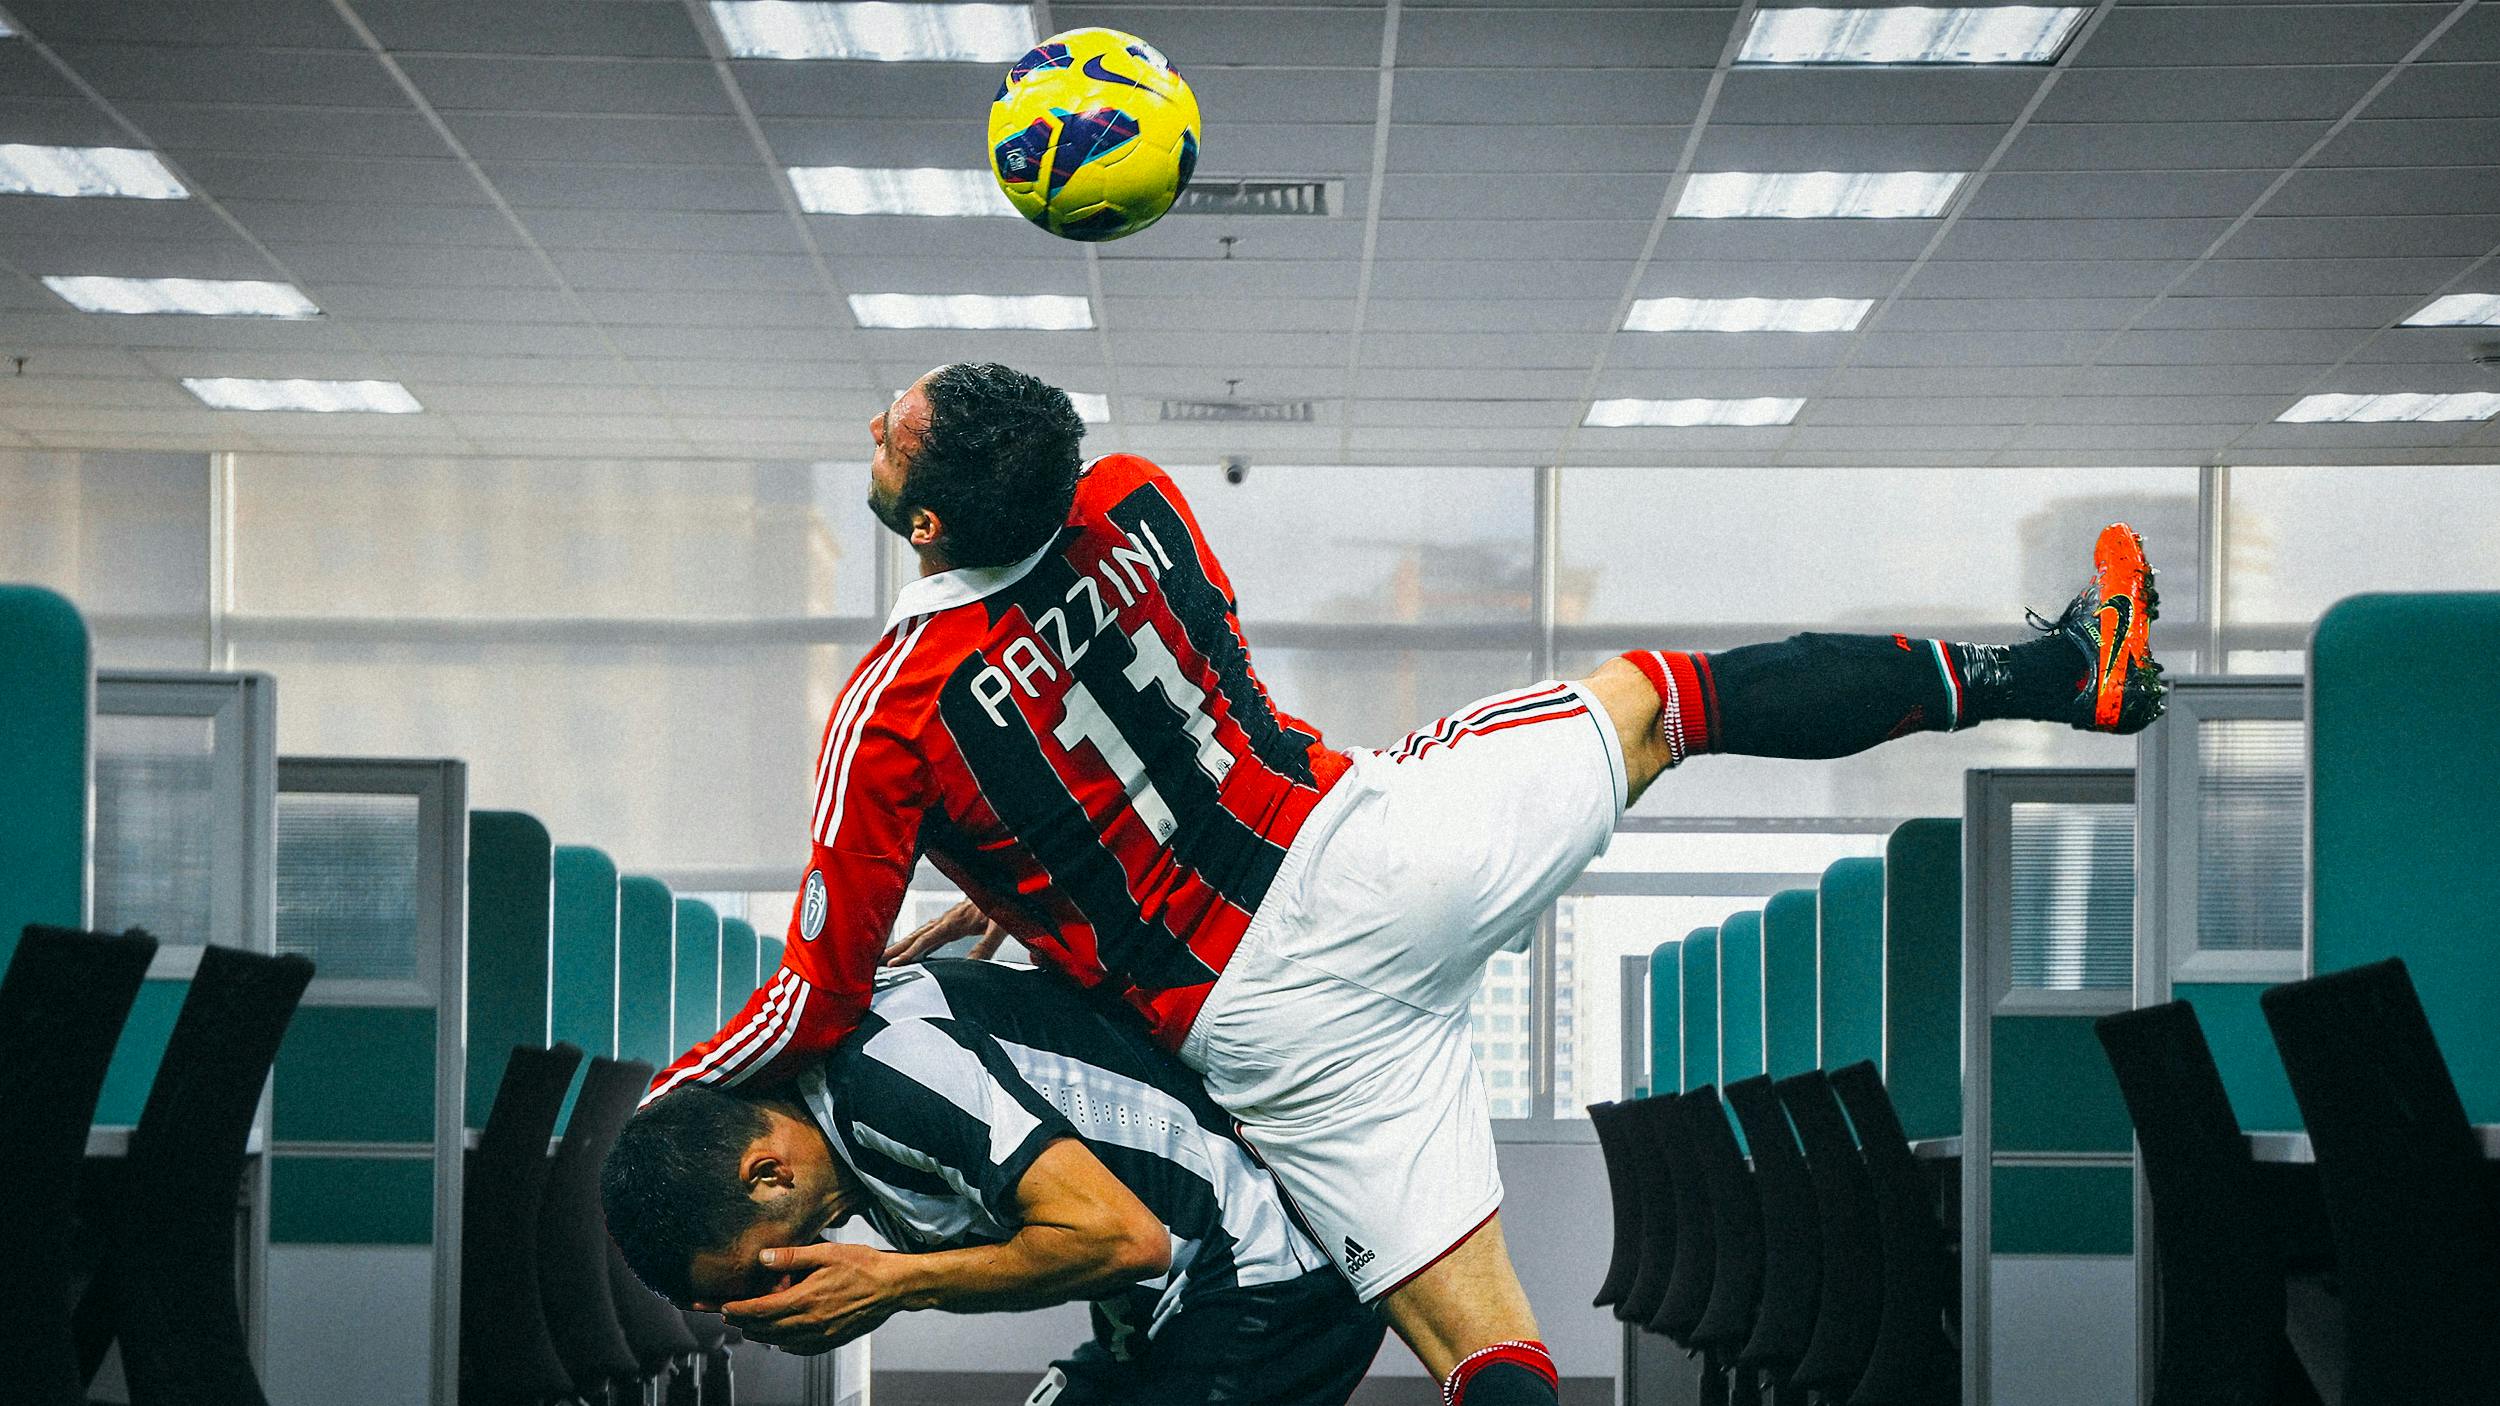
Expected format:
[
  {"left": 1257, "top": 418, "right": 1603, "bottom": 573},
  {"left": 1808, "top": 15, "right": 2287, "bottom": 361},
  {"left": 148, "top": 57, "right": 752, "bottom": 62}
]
[
  {"left": 1969, "top": 767, "right": 2138, "bottom": 1018},
  {"left": 2138, "top": 677, "right": 2307, "bottom": 986}
]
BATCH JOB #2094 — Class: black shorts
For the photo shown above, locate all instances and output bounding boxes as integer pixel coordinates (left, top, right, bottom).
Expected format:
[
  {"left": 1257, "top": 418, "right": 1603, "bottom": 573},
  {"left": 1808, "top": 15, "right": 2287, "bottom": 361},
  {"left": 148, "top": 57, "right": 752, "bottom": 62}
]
[{"left": 1025, "top": 1270, "right": 1386, "bottom": 1406}]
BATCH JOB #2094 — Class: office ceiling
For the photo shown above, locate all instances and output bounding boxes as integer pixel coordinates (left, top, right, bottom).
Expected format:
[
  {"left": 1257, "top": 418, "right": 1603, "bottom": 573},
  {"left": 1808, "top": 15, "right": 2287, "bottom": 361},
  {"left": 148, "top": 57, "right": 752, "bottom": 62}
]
[{"left": 0, "top": 0, "right": 2495, "bottom": 467}]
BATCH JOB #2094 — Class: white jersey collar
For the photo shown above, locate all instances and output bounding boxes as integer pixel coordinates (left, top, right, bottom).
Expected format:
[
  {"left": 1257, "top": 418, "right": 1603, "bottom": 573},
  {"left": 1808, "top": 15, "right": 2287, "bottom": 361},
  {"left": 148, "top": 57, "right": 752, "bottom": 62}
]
[{"left": 883, "top": 533, "right": 1056, "bottom": 631}]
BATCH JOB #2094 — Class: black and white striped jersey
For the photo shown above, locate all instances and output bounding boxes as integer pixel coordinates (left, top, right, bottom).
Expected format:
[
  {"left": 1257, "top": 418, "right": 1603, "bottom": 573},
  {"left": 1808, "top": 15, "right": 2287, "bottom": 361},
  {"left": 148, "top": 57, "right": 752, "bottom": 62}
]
[{"left": 796, "top": 960, "right": 1329, "bottom": 1333}]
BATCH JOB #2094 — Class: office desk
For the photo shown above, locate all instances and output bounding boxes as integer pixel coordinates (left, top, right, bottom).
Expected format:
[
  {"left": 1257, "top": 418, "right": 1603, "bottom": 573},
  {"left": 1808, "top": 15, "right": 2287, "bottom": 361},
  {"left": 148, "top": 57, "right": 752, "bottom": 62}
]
[{"left": 2247, "top": 1124, "right": 2500, "bottom": 1163}]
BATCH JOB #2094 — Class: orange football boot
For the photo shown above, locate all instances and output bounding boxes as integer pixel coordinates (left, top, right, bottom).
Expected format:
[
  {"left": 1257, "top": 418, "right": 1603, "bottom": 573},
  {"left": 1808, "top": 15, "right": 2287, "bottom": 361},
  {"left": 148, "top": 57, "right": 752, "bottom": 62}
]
[{"left": 2035, "top": 523, "right": 2167, "bottom": 734}]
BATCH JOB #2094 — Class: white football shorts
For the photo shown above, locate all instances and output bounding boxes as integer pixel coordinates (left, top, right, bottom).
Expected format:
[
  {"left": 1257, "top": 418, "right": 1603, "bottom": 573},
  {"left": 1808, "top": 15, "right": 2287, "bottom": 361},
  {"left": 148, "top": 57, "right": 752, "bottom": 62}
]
[{"left": 1178, "top": 679, "right": 1628, "bottom": 1301}]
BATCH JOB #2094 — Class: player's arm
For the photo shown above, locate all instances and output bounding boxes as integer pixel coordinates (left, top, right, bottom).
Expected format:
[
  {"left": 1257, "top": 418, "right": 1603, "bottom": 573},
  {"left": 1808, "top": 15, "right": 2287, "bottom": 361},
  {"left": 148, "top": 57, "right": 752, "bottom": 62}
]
[
  {"left": 719, "top": 1139, "right": 1168, "bottom": 1351},
  {"left": 645, "top": 677, "right": 933, "bottom": 1104}
]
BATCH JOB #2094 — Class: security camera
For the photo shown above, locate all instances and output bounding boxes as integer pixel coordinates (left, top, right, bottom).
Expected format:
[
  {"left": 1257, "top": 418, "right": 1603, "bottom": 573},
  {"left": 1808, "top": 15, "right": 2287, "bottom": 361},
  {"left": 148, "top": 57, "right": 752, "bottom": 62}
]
[{"left": 1222, "top": 455, "right": 1249, "bottom": 486}]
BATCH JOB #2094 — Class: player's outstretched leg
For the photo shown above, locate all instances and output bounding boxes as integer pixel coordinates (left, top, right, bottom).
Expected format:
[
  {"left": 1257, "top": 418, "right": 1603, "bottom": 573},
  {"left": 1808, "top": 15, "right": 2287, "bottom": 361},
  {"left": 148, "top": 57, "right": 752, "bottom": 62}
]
[
  {"left": 1376, "top": 1216, "right": 1561, "bottom": 1406},
  {"left": 1591, "top": 523, "right": 2167, "bottom": 800}
]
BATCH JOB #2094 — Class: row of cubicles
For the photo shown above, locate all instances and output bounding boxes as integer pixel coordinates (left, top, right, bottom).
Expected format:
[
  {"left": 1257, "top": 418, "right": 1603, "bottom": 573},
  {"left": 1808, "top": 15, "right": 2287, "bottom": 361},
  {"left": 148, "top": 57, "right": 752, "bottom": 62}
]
[
  {"left": 0, "top": 584, "right": 825, "bottom": 1406},
  {"left": 1618, "top": 592, "right": 2500, "bottom": 1406}
]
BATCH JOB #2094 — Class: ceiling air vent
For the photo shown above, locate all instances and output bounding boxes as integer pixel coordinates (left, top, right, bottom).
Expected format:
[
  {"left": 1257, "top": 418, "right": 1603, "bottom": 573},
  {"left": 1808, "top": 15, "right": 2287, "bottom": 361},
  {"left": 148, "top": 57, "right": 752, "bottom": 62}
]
[
  {"left": 1157, "top": 399, "right": 1316, "bottom": 424},
  {"left": 1170, "top": 179, "right": 1339, "bottom": 217}
]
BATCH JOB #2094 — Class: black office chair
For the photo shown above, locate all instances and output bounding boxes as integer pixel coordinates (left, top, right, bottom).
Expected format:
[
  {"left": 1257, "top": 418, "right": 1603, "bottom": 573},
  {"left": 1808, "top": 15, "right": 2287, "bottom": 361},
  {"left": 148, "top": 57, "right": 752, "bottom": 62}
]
[
  {"left": 682, "top": 1311, "right": 737, "bottom": 1406},
  {"left": 540, "top": 1057, "right": 652, "bottom": 1406},
  {"left": 74, "top": 944, "right": 314, "bottom": 1406},
  {"left": 1618, "top": 1095, "right": 1683, "bottom": 1327},
  {"left": 1728, "top": 1075, "right": 1823, "bottom": 1404},
  {"left": 0, "top": 925, "right": 157, "bottom": 1406},
  {"left": 461, "top": 1042, "right": 587, "bottom": 1406},
  {"left": 1687, "top": 1086, "right": 1767, "bottom": 1400},
  {"left": 1828, "top": 1061, "right": 1957, "bottom": 1406},
  {"left": 2262, "top": 959, "right": 2500, "bottom": 1406},
  {"left": 1649, "top": 1091, "right": 1720, "bottom": 1349},
  {"left": 609, "top": 1225, "right": 704, "bottom": 1398},
  {"left": 1589, "top": 1099, "right": 1645, "bottom": 1310},
  {"left": 1777, "top": 1070, "right": 1882, "bottom": 1403},
  {"left": 2096, "top": 1001, "right": 2322, "bottom": 1406}
]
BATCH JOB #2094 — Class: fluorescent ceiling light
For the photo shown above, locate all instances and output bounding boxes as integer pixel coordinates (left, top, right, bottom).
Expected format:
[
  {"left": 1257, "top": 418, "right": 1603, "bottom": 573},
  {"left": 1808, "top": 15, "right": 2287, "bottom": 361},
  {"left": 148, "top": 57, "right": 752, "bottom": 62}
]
[
  {"left": 45, "top": 276, "right": 319, "bottom": 318},
  {"left": 710, "top": 2, "right": 1037, "bottom": 60},
  {"left": 790, "top": 166, "right": 1013, "bottom": 216},
  {"left": 1740, "top": 7, "right": 2089, "bottom": 64},
  {"left": 1677, "top": 171, "right": 1963, "bottom": 219},
  {"left": 1625, "top": 296, "right": 1873, "bottom": 333},
  {"left": 183, "top": 378, "right": 423, "bottom": 413},
  {"left": 2401, "top": 293, "right": 2500, "bottom": 327},
  {"left": 0, "top": 144, "right": 188, "bottom": 199},
  {"left": 850, "top": 293, "right": 1092, "bottom": 330},
  {"left": 1585, "top": 397, "right": 1806, "bottom": 427},
  {"left": 2276, "top": 392, "right": 2500, "bottom": 424}
]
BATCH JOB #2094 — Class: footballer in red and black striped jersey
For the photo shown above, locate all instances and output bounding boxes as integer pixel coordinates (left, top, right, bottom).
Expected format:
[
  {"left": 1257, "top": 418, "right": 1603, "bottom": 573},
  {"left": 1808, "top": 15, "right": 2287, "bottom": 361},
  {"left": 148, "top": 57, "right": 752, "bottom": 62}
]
[{"left": 649, "top": 448, "right": 1353, "bottom": 1105}]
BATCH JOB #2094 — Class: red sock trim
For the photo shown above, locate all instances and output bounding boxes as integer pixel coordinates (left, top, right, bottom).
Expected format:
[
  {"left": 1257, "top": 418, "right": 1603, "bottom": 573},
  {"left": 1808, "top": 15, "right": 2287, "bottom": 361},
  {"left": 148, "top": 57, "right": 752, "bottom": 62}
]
[
  {"left": 1618, "top": 651, "right": 1715, "bottom": 763},
  {"left": 1445, "top": 1341, "right": 1559, "bottom": 1406}
]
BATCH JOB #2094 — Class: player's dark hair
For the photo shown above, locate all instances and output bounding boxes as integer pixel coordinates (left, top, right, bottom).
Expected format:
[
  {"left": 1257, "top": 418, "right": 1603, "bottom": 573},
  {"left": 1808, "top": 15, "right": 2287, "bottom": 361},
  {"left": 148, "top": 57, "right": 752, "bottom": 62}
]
[
  {"left": 600, "top": 1086, "right": 773, "bottom": 1306},
  {"left": 902, "top": 362, "right": 1086, "bottom": 568}
]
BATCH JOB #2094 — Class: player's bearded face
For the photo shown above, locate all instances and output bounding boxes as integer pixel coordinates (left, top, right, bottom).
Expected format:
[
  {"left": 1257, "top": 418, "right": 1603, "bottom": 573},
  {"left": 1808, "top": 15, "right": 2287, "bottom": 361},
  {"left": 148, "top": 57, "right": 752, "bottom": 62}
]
[{"left": 866, "top": 475, "right": 915, "bottom": 538}]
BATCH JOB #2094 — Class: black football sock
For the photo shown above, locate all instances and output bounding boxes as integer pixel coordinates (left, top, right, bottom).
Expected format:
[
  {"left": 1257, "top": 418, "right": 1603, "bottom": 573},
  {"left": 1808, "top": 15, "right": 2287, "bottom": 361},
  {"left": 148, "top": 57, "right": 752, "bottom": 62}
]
[{"left": 1625, "top": 630, "right": 2092, "bottom": 764}]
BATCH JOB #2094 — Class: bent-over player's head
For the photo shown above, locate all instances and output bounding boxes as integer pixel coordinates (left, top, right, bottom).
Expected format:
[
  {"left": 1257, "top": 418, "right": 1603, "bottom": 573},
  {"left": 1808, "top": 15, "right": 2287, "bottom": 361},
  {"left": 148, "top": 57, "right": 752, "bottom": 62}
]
[
  {"left": 601, "top": 1085, "right": 868, "bottom": 1309},
  {"left": 868, "top": 362, "right": 1087, "bottom": 569}
]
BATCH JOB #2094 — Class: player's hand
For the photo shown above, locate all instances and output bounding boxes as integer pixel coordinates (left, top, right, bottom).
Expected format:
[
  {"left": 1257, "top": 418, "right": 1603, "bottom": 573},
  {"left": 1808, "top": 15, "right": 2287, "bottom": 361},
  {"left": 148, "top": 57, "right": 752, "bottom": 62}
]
[
  {"left": 884, "top": 898, "right": 1008, "bottom": 966},
  {"left": 723, "top": 1242, "right": 915, "bottom": 1353}
]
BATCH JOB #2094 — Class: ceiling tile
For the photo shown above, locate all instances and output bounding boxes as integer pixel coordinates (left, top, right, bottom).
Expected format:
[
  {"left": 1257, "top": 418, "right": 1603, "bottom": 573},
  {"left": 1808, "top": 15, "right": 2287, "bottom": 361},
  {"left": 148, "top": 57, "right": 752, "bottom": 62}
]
[
  {"left": 178, "top": 154, "right": 485, "bottom": 205},
  {"left": 5, "top": 0, "right": 358, "bottom": 47},
  {"left": 2268, "top": 166, "right": 2500, "bottom": 217},
  {"left": 357, "top": 0, "right": 708, "bottom": 58},
  {"left": 2344, "top": 62, "right": 2500, "bottom": 118},
  {"left": 1875, "top": 297, "right": 2143, "bottom": 332},
  {"left": 0, "top": 96, "right": 130, "bottom": 146},
  {"left": 1940, "top": 217, "right": 2231, "bottom": 262},
  {"left": 444, "top": 112, "right": 759, "bottom": 164},
  {"left": 478, "top": 161, "right": 784, "bottom": 211},
  {"left": 2224, "top": 214, "right": 2500, "bottom": 258},
  {"left": 2001, "top": 120, "right": 2333, "bottom": 171},
  {"left": 2074, "top": 4, "right": 2457, "bottom": 67},
  {"left": 1963, "top": 170, "right": 2279, "bottom": 220},
  {"left": 1637, "top": 261, "right": 1914, "bottom": 298},
  {"left": 2173, "top": 256, "right": 2476, "bottom": 296},
  {"left": 1383, "top": 173, "right": 1667, "bottom": 222},
  {"left": 1395, "top": 7, "right": 1736, "bottom": 67},
  {"left": 1710, "top": 69, "right": 2044, "bottom": 126},
  {"left": 53, "top": 42, "right": 408, "bottom": 107},
  {"left": 1393, "top": 69, "right": 1712, "bottom": 125},
  {"left": 2133, "top": 293, "right": 2418, "bottom": 329},
  {"left": 1390, "top": 124, "right": 1685, "bottom": 174},
  {"left": 2037, "top": 66, "right": 2384, "bottom": 123},
  {"left": 223, "top": 199, "right": 521, "bottom": 245},
  {"left": 1901, "top": 260, "right": 2192, "bottom": 298},
  {"left": 1696, "top": 123, "right": 2007, "bottom": 170},
  {"left": 123, "top": 102, "right": 452, "bottom": 158},
  {"left": 727, "top": 59, "right": 1003, "bottom": 120},
  {"left": 1050, "top": 5, "right": 1387, "bottom": 65},
  {"left": 2316, "top": 117, "right": 2500, "bottom": 165},
  {"left": 398, "top": 55, "right": 731, "bottom": 114}
]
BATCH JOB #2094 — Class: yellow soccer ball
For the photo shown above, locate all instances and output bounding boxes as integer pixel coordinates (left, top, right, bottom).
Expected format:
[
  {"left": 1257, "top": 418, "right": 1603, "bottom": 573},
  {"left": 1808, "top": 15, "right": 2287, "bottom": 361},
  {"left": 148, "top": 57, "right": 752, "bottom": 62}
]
[{"left": 988, "top": 28, "right": 1201, "bottom": 243}]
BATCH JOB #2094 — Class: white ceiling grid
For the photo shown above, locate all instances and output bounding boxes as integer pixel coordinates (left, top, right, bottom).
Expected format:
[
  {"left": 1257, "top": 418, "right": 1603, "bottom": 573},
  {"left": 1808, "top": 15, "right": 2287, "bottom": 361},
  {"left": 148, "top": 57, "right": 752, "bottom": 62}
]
[{"left": 0, "top": 0, "right": 2491, "bottom": 465}]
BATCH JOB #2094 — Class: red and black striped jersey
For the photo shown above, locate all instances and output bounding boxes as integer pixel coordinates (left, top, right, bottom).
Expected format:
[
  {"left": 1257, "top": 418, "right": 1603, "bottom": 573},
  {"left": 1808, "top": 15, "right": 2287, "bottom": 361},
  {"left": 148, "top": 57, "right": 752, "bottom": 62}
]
[{"left": 650, "top": 454, "right": 1350, "bottom": 1102}]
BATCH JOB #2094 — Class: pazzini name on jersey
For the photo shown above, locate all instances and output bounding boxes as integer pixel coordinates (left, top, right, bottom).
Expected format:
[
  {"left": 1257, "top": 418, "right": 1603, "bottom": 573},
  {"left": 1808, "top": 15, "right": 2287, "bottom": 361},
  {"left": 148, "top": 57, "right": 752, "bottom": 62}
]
[{"left": 964, "top": 517, "right": 1181, "bottom": 730}]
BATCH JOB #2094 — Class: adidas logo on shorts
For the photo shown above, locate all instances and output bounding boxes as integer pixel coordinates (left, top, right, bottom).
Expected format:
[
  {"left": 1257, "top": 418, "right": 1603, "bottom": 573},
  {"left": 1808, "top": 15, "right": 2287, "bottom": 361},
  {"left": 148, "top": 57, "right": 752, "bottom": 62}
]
[{"left": 1343, "top": 1236, "right": 1375, "bottom": 1274}]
